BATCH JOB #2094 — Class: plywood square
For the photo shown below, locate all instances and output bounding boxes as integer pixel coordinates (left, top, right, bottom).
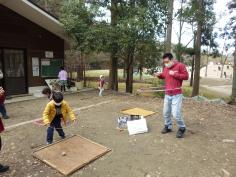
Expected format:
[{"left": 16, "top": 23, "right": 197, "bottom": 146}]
[
  {"left": 33, "top": 135, "right": 111, "bottom": 176},
  {"left": 121, "top": 107, "right": 155, "bottom": 117}
]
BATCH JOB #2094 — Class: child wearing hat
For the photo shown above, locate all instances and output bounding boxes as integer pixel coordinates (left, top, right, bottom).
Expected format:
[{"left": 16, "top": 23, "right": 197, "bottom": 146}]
[
  {"left": 98, "top": 75, "right": 105, "bottom": 97},
  {"left": 43, "top": 92, "right": 76, "bottom": 144}
]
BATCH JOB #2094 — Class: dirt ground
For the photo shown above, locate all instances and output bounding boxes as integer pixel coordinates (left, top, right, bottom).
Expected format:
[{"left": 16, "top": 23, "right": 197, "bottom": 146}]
[
  {"left": 200, "top": 78, "right": 232, "bottom": 87},
  {"left": 0, "top": 90, "right": 236, "bottom": 177}
]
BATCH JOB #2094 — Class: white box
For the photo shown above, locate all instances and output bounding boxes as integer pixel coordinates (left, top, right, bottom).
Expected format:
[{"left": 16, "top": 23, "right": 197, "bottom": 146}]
[{"left": 127, "top": 118, "right": 148, "bottom": 135}]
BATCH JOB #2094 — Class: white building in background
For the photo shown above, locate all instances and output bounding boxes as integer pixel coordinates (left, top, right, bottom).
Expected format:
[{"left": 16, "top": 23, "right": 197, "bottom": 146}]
[{"left": 200, "top": 62, "right": 233, "bottom": 79}]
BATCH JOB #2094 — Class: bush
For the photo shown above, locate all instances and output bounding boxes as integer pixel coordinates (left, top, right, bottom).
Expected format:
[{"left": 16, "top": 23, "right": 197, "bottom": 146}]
[{"left": 182, "top": 86, "right": 192, "bottom": 97}]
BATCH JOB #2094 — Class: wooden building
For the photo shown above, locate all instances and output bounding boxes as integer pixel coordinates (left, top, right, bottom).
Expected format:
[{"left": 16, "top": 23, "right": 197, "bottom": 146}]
[{"left": 0, "top": 0, "right": 68, "bottom": 95}]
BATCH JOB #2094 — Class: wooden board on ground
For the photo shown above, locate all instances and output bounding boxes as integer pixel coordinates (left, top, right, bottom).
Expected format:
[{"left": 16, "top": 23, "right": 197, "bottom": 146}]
[
  {"left": 121, "top": 107, "right": 155, "bottom": 117},
  {"left": 32, "top": 135, "right": 111, "bottom": 176}
]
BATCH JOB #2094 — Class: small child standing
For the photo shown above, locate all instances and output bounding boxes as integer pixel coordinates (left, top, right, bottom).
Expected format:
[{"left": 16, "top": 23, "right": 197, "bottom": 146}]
[
  {"left": 0, "top": 87, "right": 9, "bottom": 119},
  {"left": 43, "top": 92, "right": 76, "bottom": 144},
  {"left": 98, "top": 75, "right": 105, "bottom": 97},
  {"left": 58, "top": 67, "right": 68, "bottom": 92}
]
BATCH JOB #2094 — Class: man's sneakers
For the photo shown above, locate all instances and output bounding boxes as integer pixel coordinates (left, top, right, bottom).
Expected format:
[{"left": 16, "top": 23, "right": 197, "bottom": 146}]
[
  {"left": 161, "top": 126, "right": 172, "bottom": 134},
  {"left": 0, "top": 164, "right": 9, "bottom": 173},
  {"left": 161, "top": 126, "right": 186, "bottom": 138},
  {"left": 3, "top": 116, "right": 9, "bottom": 119},
  {"left": 176, "top": 127, "right": 186, "bottom": 138}
]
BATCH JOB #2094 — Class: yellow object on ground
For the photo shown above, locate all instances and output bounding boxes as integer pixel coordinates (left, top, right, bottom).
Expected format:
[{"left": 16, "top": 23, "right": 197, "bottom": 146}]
[{"left": 121, "top": 107, "right": 155, "bottom": 117}]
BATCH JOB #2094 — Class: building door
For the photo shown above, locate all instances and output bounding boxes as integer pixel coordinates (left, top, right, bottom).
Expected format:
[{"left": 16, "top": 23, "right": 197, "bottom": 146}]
[{"left": 3, "top": 49, "right": 27, "bottom": 96}]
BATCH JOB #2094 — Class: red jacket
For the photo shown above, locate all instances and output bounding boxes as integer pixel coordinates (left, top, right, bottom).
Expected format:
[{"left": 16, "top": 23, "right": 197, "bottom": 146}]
[
  {"left": 0, "top": 94, "right": 5, "bottom": 105},
  {"left": 99, "top": 79, "right": 105, "bottom": 88},
  {"left": 158, "top": 61, "right": 189, "bottom": 95},
  {"left": 0, "top": 118, "right": 4, "bottom": 133}
]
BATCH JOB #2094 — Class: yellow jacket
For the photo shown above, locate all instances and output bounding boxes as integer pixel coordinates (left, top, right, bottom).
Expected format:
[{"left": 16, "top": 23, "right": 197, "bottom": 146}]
[{"left": 43, "top": 100, "right": 76, "bottom": 125}]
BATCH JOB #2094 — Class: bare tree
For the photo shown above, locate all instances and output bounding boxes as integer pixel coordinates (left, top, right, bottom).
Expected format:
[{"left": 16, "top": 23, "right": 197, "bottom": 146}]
[
  {"left": 108, "top": 0, "right": 119, "bottom": 91},
  {"left": 192, "top": 0, "right": 203, "bottom": 97},
  {"left": 232, "top": 44, "right": 236, "bottom": 101},
  {"left": 228, "top": 0, "right": 236, "bottom": 102},
  {"left": 165, "top": 0, "right": 174, "bottom": 52},
  {"left": 219, "top": 42, "right": 230, "bottom": 78}
]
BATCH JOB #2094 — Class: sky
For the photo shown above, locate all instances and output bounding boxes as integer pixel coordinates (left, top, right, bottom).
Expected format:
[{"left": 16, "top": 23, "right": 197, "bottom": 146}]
[
  {"left": 99, "top": 0, "right": 235, "bottom": 54},
  {"left": 172, "top": 0, "right": 235, "bottom": 53}
]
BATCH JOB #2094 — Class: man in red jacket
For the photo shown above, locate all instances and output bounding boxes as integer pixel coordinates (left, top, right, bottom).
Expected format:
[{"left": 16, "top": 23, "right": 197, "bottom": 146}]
[{"left": 155, "top": 53, "right": 189, "bottom": 138}]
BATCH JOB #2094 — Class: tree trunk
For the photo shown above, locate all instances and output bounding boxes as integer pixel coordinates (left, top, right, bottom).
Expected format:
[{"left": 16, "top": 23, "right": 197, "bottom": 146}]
[
  {"left": 220, "top": 63, "right": 224, "bottom": 78},
  {"left": 125, "top": 0, "right": 136, "bottom": 93},
  {"left": 205, "top": 47, "right": 209, "bottom": 77},
  {"left": 190, "top": 30, "right": 196, "bottom": 87},
  {"left": 108, "top": 0, "right": 118, "bottom": 91},
  {"left": 177, "top": 0, "right": 184, "bottom": 61},
  {"left": 139, "top": 66, "right": 143, "bottom": 80},
  {"left": 205, "top": 60, "right": 208, "bottom": 77},
  {"left": 165, "top": 0, "right": 174, "bottom": 53},
  {"left": 123, "top": 60, "right": 126, "bottom": 79},
  {"left": 192, "top": 0, "right": 203, "bottom": 97},
  {"left": 232, "top": 44, "right": 236, "bottom": 101},
  {"left": 83, "top": 64, "right": 86, "bottom": 87},
  {"left": 77, "top": 52, "right": 84, "bottom": 82},
  {"left": 220, "top": 57, "right": 228, "bottom": 78},
  {"left": 126, "top": 48, "right": 135, "bottom": 93},
  {"left": 190, "top": 55, "right": 195, "bottom": 87}
]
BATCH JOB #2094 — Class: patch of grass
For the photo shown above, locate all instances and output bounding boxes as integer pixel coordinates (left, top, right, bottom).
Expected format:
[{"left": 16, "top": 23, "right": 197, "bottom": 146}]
[
  {"left": 74, "top": 69, "right": 155, "bottom": 81},
  {"left": 183, "top": 86, "right": 192, "bottom": 97},
  {"left": 118, "top": 82, "right": 152, "bottom": 93},
  {"left": 199, "top": 87, "right": 229, "bottom": 100},
  {"left": 86, "top": 80, "right": 99, "bottom": 89},
  {"left": 182, "top": 86, "right": 230, "bottom": 100},
  {"left": 85, "top": 69, "right": 110, "bottom": 77},
  {"left": 84, "top": 69, "right": 230, "bottom": 100},
  {"left": 86, "top": 80, "right": 152, "bottom": 94}
]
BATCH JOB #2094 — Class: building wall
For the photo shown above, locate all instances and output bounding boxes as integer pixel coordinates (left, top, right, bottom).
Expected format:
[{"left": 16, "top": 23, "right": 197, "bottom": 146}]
[
  {"left": 0, "top": 5, "right": 64, "bottom": 87},
  {"left": 200, "top": 64, "right": 233, "bottom": 78}
]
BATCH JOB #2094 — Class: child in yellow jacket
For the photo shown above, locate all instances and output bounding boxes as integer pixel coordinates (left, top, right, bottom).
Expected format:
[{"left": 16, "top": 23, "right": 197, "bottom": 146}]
[{"left": 43, "top": 92, "right": 76, "bottom": 144}]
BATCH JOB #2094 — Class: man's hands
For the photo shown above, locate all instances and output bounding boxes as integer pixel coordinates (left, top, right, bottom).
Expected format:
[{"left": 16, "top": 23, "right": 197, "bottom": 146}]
[
  {"left": 154, "top": 70, "right": 178, "bottom": 77},
  {"left": 169, "top": 70, "right": 178, "bottom": 76}
]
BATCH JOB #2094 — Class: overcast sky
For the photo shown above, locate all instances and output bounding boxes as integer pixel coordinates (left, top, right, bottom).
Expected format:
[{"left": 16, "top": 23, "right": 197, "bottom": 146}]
[{"left": 172, "top": 0, "right": 235, "bottom": 53}]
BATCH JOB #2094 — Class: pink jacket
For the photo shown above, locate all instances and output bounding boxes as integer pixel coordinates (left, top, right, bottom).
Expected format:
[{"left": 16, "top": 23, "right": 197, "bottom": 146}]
[
  {"left": 58, "top": 70, "right": 68, "bottom": 81},
  {"left": 158, "top": 61, "right": 189, "bottom": 95}
]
